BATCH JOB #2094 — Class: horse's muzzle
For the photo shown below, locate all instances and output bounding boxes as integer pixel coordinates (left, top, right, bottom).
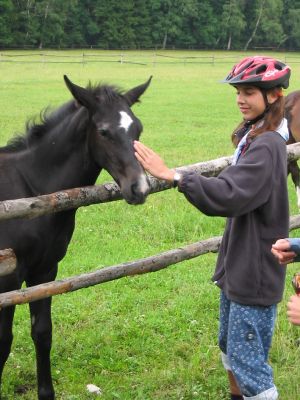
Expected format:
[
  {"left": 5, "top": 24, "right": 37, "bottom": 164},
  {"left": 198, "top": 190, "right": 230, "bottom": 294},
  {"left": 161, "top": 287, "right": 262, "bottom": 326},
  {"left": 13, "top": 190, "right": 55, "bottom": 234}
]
[{"left": 122, "top": 175, "right": 150, "bottom": 205}]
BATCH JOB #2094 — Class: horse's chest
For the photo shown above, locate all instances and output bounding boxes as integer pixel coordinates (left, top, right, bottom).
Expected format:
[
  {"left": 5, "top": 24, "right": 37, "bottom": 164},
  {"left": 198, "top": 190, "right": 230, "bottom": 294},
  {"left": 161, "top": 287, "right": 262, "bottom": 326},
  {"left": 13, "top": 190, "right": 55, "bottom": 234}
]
[{"left": 0, "top": 212, "right": 76, "bottom": 266}]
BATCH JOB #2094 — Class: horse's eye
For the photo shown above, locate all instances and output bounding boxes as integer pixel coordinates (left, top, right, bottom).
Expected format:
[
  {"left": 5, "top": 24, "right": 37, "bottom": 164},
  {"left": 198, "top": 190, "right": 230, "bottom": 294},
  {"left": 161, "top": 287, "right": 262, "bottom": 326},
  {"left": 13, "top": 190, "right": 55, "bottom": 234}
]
[{"left": 97, "top": 128, "right": 109, "bottom": 137}]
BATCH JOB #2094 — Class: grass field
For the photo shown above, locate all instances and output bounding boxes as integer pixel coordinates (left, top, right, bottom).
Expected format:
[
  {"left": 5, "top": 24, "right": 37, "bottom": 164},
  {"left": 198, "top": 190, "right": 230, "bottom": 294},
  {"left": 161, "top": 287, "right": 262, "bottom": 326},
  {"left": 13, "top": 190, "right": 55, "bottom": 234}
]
[{"left": 1, "top": 50, "right": 300, "bottom": 399}]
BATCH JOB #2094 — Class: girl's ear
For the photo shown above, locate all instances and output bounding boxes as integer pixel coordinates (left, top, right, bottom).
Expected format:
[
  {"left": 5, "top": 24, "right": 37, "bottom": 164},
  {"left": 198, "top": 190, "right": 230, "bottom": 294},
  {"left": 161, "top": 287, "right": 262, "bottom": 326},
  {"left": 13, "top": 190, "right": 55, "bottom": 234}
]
[{"left": 267, "top": 89, "right": 283, "bottom": 104}]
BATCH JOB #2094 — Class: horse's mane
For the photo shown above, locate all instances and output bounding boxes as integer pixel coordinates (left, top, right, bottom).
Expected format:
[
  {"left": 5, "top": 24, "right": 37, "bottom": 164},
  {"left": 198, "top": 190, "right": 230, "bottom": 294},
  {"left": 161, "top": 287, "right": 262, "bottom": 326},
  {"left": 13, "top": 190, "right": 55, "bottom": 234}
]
[
  {"left": 0, "top": 83, "right": 124, "bottom": 153},
  {"left": 90, "top": 82, "right": 124, "bottom": 104}
]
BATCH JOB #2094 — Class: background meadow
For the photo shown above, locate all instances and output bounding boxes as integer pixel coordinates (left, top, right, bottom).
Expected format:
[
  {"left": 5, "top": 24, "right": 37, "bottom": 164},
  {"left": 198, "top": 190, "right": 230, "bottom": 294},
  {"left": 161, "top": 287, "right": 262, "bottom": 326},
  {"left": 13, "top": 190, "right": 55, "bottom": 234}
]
[{"left": 1, "top": 50, "right": 300, "bottom": 399}]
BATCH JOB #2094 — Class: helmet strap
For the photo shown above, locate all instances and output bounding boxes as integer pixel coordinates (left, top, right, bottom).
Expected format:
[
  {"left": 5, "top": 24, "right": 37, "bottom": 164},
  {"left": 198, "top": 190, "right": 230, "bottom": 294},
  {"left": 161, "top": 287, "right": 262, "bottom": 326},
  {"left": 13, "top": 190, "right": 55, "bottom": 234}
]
[{"left": 234, "top": 112, "right": 265, "bottom": 142}]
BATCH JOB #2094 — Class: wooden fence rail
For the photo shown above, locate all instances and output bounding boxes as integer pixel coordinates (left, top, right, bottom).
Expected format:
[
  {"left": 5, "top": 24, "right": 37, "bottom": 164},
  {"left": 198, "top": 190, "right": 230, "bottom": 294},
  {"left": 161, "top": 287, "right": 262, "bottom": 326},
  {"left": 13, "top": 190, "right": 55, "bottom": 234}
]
[
  {"left": 0, "top": 236, "right": 222, "bottom": 309},
  {"left": 0, "top": 214, "right": 299, "bottom": 309},
  {"left": 2, "top": 52, "right": 300, "bottom": 66},
  {"left": 1, "top": 142, "right": 300, "bottom": 222},
  {"left": 0, "top": 143, "right": 300, "bottom": 308}
]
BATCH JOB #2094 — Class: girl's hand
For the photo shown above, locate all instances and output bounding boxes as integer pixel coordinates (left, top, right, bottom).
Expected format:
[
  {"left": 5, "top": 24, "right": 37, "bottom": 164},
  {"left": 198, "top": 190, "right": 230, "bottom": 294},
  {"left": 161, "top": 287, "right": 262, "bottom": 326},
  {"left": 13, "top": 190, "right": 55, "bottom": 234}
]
[
  {"left": 134, "top": 141, "right": 175, "bottom": 182},
  {"left": 287, "top": 295, "right": 300, "bottom": 325},
  {"left": 271, "top": 239, "right": 296, "bottom": 264}
]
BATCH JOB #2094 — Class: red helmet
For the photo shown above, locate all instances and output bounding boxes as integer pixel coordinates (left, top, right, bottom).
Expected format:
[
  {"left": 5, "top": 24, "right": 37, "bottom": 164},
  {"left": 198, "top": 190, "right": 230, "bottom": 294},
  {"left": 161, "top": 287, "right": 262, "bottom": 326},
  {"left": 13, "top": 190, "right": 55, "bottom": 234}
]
[{"left": 223, "top": 56, "right": 291, "bottom": 89}]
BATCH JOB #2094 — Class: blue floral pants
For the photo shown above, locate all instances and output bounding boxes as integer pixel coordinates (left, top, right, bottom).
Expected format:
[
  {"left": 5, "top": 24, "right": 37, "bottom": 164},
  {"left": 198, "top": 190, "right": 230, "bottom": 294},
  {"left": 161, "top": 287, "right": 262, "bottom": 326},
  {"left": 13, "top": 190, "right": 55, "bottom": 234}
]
[{"left": 219, "top": 291, "right": 278, "bottom": 399}]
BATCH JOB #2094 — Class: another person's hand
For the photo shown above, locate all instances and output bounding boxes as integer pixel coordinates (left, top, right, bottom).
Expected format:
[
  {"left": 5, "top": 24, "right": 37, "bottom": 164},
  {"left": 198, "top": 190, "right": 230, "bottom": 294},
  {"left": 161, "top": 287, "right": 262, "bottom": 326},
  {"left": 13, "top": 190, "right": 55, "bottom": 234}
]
[
  {"left": 134, "top": 141, "right": 175, "bottom": 182},
  {"left": 287, "top": 295, "right": 300, "bottom": 325},
  {"left": 271, "top": 239, "right": 296, "bottom": 264}
]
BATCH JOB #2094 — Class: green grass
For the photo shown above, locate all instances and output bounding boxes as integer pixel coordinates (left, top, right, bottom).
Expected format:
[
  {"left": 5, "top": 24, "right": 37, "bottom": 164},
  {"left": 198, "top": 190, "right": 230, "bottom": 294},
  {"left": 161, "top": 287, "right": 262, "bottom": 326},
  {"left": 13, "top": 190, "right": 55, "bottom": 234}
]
[{"left": 1, "top": 50, "right": 300, "bottom": 399}]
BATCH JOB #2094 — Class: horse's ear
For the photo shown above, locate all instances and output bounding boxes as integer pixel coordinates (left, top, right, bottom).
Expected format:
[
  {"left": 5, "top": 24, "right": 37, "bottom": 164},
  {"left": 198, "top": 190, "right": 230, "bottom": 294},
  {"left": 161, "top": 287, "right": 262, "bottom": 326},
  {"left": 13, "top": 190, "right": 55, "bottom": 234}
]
[
  {"left": 64, "top": 75, "right": 94, "bottom": 109},
  {"left": 124, "top": 76, "right": 152, "bottom": 106}
]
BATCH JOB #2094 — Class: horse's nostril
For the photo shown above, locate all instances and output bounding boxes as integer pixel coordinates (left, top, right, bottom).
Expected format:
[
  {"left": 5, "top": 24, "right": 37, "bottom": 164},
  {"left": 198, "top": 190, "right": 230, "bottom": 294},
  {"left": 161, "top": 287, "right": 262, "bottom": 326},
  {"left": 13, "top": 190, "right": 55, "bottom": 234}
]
[
  {"left": 131, "top": 182, "right": 139, "bottom": 195},
  {"left": 129, "top": 181, "right": 148, "bottom": 205},
  {"left": 123, "top": 175, "right": 150, "bottom": 204}
]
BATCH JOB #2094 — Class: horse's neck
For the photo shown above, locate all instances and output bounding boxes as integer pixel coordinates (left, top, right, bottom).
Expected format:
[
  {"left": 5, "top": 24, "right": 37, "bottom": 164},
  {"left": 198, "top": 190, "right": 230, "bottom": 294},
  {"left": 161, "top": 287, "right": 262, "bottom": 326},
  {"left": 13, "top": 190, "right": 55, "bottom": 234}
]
[
  {"left": 16, "top": 150, "right": 99, "bottom": 196},
  {"left": 16, "top": 119, "right": 100, "bottom": 195}
]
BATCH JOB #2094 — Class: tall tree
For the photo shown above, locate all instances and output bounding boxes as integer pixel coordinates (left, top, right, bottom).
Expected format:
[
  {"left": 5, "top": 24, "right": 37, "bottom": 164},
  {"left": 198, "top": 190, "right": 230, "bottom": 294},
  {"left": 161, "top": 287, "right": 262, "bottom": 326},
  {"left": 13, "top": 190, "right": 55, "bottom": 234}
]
[
  {"left": 0, "top": 0, "right": 15, "bottom": 47},
  {"left": 218, "top": 0, "right": 246, "bottom": 50},
  {"left": 283, "top": 0, "right": 300, "bottom": 49},
  {"left": 34, "top": 0, "right": 66, "bottom": 48},
  {"left": 12, "top": 0, "right": 39, "bottom": 46},
  {"left": 94, "top": 0, "right": 137, "bottom": 48},
  {"left": 244, "top": 0, "right": 266, "bottom": 51},
  {"left": 150, "top": 0, "right": 183, "bottom": 49},
  {"left": 179, "top": 0, "right": 219, "bottom": 48},
  {"left": 62, "top": 1, "right": 86, "bottom": 47},
  {"left": 244, "top": 0, "right": 285, "bottom": 50},
  {"left": 132, "top": 0, "right": 153, "bottom": 48}
]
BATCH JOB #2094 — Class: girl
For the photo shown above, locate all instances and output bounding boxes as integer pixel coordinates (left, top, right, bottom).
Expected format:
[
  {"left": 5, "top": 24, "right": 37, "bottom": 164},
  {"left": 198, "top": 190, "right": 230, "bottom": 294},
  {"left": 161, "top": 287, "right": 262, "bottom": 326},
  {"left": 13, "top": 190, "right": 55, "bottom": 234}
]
[{"left": 134, "top": 56, "right": 291, "bottom": 400}]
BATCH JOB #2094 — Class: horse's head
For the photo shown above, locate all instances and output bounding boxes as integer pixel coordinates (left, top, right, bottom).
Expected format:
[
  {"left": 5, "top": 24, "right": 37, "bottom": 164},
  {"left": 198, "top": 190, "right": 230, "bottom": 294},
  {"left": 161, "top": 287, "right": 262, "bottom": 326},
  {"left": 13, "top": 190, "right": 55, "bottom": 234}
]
[{"left": 64, "top": 75, "right": 152, "bottom": 205}]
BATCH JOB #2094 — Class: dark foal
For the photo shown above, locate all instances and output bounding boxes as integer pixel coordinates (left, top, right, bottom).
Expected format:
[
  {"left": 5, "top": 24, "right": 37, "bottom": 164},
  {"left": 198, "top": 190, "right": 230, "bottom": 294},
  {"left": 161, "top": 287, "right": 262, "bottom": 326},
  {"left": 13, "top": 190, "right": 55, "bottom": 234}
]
[{"left": 0, "top": 76, "right": 151, "bottom": 399}]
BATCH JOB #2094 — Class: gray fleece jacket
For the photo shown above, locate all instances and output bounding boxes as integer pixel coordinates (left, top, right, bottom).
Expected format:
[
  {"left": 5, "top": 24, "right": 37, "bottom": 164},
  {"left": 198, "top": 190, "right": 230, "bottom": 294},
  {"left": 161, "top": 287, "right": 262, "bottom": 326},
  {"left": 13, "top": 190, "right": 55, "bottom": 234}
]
[{"left": 178, "top": 131, "right": 289, "bottom": 306}]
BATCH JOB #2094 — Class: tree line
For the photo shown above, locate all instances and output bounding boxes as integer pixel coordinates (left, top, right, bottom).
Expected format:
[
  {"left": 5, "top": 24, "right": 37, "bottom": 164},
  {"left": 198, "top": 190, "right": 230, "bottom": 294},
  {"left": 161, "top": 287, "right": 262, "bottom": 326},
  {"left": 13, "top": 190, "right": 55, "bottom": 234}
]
[{"left": 1, "top": 0, "right": 300, "bottom": 51}]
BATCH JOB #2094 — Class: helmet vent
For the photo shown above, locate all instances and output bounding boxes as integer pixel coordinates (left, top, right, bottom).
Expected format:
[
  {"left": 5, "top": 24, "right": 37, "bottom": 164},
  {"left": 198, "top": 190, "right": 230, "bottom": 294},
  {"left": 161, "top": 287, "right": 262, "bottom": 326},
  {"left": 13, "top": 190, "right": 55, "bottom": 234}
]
[{"left": 256, "top": 65, "right": 267, "bottom": 74}]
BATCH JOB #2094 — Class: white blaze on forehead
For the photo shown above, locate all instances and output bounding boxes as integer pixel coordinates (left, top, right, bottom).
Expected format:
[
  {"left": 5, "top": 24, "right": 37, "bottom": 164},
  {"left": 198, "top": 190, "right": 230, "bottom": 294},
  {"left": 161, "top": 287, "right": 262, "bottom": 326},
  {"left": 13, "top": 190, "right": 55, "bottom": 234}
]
[{"left": 119, "top": 111, "right": 133, "bottom": 132}]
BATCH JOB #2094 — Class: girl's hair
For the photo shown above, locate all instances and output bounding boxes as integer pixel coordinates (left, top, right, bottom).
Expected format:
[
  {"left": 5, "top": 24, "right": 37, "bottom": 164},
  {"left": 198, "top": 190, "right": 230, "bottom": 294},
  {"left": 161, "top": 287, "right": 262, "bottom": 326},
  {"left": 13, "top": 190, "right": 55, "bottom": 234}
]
[{"left": 231, "top": 88, "right": 285, "bottom": 147}]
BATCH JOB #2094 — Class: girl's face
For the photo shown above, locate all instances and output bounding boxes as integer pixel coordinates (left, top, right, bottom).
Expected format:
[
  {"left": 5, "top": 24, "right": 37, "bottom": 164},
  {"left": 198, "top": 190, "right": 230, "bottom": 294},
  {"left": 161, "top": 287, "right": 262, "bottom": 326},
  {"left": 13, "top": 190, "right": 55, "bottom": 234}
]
[{"left": 235, "top": 85, "right": 266, "bottom": 121}]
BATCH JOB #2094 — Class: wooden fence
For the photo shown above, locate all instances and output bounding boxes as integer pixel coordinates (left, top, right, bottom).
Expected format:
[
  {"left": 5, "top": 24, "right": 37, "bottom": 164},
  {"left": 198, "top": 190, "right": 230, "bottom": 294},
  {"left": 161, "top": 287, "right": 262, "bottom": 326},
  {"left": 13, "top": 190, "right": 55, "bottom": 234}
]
[
  {"left": 2, "top": 52, "right": 300, "bottom": 67},
  {"left": 1, "top": 142, "right": 300, "bottom": 309}
]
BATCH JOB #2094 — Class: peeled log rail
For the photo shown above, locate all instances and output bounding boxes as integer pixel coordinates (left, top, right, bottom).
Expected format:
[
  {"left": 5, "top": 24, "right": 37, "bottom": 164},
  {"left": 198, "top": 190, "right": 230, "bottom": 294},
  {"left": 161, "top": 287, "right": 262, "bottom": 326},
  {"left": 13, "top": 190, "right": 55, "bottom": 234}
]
[
  {"left": 0, "top": 237, "right": 221, "bottom": 309},
  {"left": 0, "top": 214, "right": 300, "bottom": 309},
  {"left": 0, "top": 249, "right": 16, "bottom": 277},
  {"left": 0, "top": 142, "right": 299, "bottom": 222}
]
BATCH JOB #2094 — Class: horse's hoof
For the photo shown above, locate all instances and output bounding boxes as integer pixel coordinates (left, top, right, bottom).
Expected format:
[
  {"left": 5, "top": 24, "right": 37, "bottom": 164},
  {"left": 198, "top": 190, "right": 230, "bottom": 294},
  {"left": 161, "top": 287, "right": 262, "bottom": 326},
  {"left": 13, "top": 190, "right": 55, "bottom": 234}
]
[{"left": 38, "top": 389, "right": 55, "bottom": 400}]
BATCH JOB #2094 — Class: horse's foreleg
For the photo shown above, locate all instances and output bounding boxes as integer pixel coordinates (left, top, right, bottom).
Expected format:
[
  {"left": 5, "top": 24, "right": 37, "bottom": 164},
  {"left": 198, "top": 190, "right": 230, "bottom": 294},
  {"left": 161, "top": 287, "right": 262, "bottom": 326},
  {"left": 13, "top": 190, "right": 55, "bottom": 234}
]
[
  {"left": 0, "top": 274, "right": 20, "bottom": 396},
  {"left": 0, "top": 306, "right": 16, "bottom": 387},
  {"left": 29, "top": 297, "right": 55, "bottom": 400},
  {"left": 288, "top": 160, "right": 300, "bottom": 208},
  {"left": 27, "top": 265, "right": 57, "bottom": 400}
]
